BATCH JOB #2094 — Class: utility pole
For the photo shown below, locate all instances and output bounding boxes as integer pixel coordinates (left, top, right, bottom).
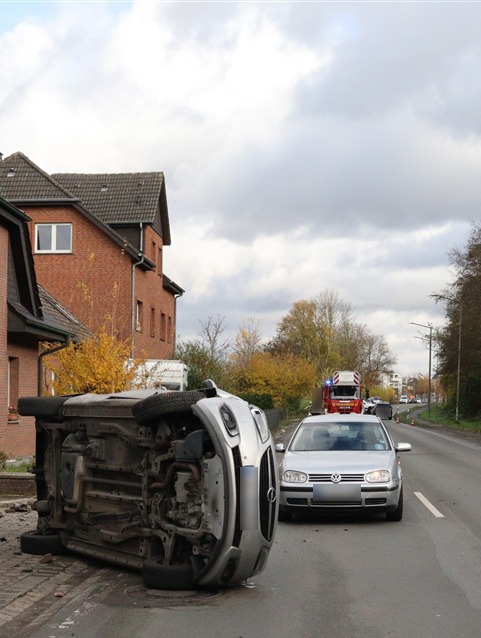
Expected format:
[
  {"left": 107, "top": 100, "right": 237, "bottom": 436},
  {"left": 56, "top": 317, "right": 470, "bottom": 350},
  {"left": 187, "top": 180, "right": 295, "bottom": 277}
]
[{"left": 409, "top": 322, "right": 433, "bottom": 416}]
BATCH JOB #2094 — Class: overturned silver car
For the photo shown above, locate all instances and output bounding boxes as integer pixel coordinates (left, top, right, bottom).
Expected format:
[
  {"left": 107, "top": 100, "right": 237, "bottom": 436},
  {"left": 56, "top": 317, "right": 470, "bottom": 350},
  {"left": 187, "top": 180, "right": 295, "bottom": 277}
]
[{"left": 18, "top": 382, "right": 278, "bottom": 589}]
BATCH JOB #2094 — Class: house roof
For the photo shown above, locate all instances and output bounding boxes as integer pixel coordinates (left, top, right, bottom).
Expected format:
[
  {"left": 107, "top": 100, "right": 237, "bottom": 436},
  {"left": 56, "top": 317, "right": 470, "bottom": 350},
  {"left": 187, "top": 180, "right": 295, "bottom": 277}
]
[
  {"left": 52, "top": 171, "right": 165, "bottom": 225},
  {"left": 0, "top": 153, "right": 156, "bottom": 270},
  {"left": 0, "top": 152, "right": 76, "bottom": 201},
  {"left": 0, "top": 152, "right": 171, "bottom": 245},
  {"left": 0, "top": 195, "right": 71, "bottom": 344},
  {"left": 38, "top": 286, "right": 92, "bottom": 342}
]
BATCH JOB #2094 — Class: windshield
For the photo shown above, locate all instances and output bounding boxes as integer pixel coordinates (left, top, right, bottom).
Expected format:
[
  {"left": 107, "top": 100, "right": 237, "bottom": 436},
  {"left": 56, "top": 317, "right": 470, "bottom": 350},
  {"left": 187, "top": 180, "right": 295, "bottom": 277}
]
[
  {"left": 330, "top": 385, "right": 358, "bottom": 398},
  {"left": 290, "top": 421, "right": 391, "bottom": 452}
]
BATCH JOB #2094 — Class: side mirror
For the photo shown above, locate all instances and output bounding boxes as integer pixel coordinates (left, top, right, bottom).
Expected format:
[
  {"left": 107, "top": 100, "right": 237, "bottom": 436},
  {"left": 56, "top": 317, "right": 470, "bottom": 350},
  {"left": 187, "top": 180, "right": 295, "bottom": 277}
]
[
  {"left": 396, "top": 442, "right": 411, "bottom": 452},
  {"left": 275, "top": 443, "right": 285, "bottom": 453}
]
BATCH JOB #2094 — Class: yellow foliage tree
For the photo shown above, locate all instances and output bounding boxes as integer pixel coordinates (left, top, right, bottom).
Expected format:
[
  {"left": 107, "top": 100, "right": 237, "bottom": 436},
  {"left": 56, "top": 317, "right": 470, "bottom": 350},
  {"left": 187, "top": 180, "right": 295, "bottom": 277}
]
[
  {"left": 44, "top": 331, "right": 141, "bottom": 395},
  {"left": 238, "top": 352, "right": 317, "bottom": 409}
]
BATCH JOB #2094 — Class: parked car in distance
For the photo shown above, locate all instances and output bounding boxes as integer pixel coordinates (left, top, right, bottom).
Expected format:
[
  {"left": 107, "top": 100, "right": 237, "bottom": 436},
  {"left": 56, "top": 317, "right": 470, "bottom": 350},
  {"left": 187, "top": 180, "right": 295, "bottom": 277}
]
[
  {"left": 372, "top": 401, "right": 393, "bottom": 420},
  {"left": 18, "top": 382, "right": 278, "bottom": 590},
  {"left": 399, "top": 395, "right": 409, "bottom": 404},
  {"left": 276, "top": 413, "right": 411, "bottom": 522}
]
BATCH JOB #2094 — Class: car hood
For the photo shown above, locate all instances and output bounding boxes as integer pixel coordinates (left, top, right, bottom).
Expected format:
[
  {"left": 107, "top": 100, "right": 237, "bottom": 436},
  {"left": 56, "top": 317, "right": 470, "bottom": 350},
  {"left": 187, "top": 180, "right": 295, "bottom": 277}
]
[{"left": 283, "top": 450, "right": 393, "bottom": 473}]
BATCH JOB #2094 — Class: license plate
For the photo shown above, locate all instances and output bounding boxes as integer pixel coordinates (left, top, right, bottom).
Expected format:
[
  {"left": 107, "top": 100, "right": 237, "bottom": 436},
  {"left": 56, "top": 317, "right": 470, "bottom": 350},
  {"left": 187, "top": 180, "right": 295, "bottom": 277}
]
[
  {"left": 313, "top": 483, "right": 361, "bottom": 502},
  {"left": 240, "top": 466, "right": 259, "bottom": 529}
]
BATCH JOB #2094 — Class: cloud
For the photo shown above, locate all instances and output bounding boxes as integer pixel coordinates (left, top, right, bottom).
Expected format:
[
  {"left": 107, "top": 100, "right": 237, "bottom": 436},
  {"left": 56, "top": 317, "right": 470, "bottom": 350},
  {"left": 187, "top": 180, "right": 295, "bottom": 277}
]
[{"left": 1, "top": 1, "right": 479, "bottom": 376}]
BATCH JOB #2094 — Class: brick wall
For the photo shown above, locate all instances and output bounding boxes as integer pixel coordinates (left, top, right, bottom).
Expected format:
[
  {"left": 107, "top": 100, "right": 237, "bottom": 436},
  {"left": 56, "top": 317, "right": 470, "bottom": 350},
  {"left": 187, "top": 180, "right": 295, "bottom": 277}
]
[
  {"left": 0, "top": 226, "right": 8, "bottom": 445},
  {"left": 26, "top": 206, "right": 132, "bottom": 340},
  {"left": 2, "top": 341, "right": 39, "bottom": 458},
  {"left": 25, "top": 207, "right": 177, "bottom": 361},
  {"left": 133, "top": 226, "right": 177, "bottom": 359},
  {"left": 0, "top": 473, "right": 36, "bottom": 498}
]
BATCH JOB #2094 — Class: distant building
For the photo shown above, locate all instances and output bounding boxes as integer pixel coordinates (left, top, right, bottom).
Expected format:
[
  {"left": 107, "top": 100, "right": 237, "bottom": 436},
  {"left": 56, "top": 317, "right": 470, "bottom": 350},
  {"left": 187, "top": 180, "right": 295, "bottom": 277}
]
[{"left": 379, "top": 371, "right": 403, "bottom": 398}]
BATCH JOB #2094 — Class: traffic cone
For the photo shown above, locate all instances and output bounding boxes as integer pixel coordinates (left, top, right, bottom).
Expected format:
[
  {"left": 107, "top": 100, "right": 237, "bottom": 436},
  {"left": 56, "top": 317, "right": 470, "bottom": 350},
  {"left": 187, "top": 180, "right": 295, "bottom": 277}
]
[{"left": 410, "top": 418, "right": 415, "bottom": 426}]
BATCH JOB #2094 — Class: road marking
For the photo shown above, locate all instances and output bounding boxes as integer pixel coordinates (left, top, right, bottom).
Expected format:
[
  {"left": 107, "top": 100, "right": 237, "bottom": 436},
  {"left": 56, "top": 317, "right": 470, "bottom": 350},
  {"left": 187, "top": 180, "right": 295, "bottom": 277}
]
[{"left": 414, "top": 491, "right": 444, "bottom": 518}]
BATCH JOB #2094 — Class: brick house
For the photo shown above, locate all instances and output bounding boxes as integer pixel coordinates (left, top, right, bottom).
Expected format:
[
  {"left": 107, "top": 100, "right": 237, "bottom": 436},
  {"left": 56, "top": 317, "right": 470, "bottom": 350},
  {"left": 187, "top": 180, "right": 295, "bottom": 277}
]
[
  {"left": 0, "top": 195, "right": 72, "bottom": 457},
  {"left": 0, "top": 152, "right": 184, "bottom": 360}
]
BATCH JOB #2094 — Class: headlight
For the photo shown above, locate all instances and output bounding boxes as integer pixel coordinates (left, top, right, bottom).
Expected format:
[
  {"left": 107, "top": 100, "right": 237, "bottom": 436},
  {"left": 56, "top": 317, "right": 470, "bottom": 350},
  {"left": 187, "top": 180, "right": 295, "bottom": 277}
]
[
  {"left": 365, "top": 470, "right": 391, "bottom": 483},
  {"left": 283, "top": 470, "right": 308, "bottom": 483},
  {"left": 250, "top": 407, "right": 270, "bottom": 443}
]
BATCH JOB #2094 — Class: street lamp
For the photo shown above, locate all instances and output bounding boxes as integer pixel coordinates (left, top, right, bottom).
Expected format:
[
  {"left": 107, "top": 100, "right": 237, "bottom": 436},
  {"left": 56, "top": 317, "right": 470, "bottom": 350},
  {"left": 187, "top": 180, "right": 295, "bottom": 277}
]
[
  {"left": 409, "top": 322, "right": 433, "bottom": 416},
  {"left": 435, "top": 295, "right": 462, "bottom": 423}
]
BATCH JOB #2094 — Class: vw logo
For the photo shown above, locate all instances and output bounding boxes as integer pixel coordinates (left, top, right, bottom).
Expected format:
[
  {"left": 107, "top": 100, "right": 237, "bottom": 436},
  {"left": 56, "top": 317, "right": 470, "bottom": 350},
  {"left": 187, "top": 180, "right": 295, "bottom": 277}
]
[
  {"left": 267, "top": 487, "right": 277, "bottom": 503},
  {"left": 330, "top": 473, "right": 342, "bottom": 484}
]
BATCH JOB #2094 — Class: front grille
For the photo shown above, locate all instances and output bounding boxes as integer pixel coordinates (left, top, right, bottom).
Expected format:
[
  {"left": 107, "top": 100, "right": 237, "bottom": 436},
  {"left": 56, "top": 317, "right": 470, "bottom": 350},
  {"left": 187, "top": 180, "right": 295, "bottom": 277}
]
[
  {"left": 313, "top": 501, "right": 361, "bottom": 507},
  {"left": 309, "top": 473, "right": 365, "bottom": 483},
  {"left": 259, "top": 447, "right": 276, "bottom": 542},
  {"left": 232, "top": 446, "right": 242, "bottom": 548}
]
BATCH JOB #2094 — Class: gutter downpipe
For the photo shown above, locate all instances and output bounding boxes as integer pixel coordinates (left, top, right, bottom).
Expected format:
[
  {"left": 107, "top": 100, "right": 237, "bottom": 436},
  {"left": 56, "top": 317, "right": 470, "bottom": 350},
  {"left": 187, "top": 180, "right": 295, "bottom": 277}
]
[
  {"left": 131, "top": 223, "right": 145, "bottom": 359},
  {"left": 173, "top": 290, "right": 183, "bottom": 353},
  {"left": 38, "top": 340, "right": 72, "bottom": 396}
]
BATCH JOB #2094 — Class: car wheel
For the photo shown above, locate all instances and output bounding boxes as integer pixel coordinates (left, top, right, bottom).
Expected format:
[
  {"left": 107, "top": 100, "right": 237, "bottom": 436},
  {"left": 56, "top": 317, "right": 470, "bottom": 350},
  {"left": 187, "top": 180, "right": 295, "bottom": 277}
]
[
  {"left": 132, "top": 391, "right": 205, "bottom": 423},
  {"left": 278, "top": 505, "right": 293, "bottom": 522},
  {"left": 18, "top": 396, "right": 70, "bottom": 418},
  {"left": 142, "top": 558, "right": 195, "bottom": 590},
  {"left": 386, "top": 487, "right": 403, "bottom": 522},
  {"left": 20, "top": 530, "right": 66, "bottom": 555}
]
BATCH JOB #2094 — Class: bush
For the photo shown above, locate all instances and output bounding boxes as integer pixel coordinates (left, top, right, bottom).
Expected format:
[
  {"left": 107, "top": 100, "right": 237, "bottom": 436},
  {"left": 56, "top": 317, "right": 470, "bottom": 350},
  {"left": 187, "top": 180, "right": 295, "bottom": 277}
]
[
  {"left": 0, "top": 450, "right": 8, "bottom": 470},
  {"left": 238, "top": 393, "right": 275, "bottom": 410}
]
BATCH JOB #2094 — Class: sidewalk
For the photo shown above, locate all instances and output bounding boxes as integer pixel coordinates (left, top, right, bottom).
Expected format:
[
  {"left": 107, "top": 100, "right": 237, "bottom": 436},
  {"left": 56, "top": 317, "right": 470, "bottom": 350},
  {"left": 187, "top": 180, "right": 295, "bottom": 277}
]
[{"left": 0, "top": 499, "right": 103, "bottom": 637}]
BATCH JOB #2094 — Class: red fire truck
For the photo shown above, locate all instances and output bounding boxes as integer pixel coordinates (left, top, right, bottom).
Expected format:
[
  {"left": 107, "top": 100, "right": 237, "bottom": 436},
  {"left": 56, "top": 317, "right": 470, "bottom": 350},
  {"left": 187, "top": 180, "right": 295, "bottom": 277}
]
[{"left": 311, "top": 370, "right": 363, "bottom": 414}]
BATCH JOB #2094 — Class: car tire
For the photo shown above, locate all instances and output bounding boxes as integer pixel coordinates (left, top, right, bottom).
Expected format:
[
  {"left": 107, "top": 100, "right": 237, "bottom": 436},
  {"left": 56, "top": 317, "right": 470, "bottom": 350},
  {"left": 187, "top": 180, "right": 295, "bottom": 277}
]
[
  {"left": 278, "top": 505, "right": 293, "bottom": 522},
  {"left": 141, "top": 558, "right": 195, "bottom": 590},
  {"left": 20, "top": 530, "right": 66, "bottom": 555},
  {"left": 132, "top": 391, "right": 205, "bottom": 424},
  {"left": 18, "top": 396, "right": 70, "bottom": 418},
  {"left": 386, "top": 487, "right": 403, "bottom": 522}
]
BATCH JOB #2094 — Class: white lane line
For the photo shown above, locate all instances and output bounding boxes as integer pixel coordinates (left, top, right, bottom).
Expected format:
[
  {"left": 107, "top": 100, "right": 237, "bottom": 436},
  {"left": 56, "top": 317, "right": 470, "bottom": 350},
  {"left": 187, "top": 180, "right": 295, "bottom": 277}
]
[{"left": 414, "top": 491, "right": 444, "bottom": 518}]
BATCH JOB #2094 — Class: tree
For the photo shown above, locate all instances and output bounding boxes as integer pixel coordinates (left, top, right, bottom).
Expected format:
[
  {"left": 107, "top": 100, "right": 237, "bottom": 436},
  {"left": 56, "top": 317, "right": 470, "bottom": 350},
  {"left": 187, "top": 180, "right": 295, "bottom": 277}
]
[
  {"left": 44, "top": 331, "right": 140, "bottom": 395},
  {"left": 435, "top": 223, "right": 481, "bottom": 418},
  {"left": 175, "top": 340, "right": 230, "bottom": 390},
  {"left": 198, "top": 315, "right": 231, "bottom": 361},
  {"left": 231, "top": 317, "right": 263, "bottom": 368},
  {"left": 238, "top": 352, "right": 316, "bottom": 410},
  {"left": 267, "top": 288, "right": 396, "bottom": 384},
  {"left": 175, "top": 315, "right": 233, "bottom": 390}
]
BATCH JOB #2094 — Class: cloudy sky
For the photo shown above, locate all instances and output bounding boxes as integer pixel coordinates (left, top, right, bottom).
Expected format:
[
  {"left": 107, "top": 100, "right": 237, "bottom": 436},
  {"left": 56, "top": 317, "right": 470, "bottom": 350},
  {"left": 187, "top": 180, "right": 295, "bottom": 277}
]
[{"left": 2, "top": 0, "right": 479, "bottom": 376}]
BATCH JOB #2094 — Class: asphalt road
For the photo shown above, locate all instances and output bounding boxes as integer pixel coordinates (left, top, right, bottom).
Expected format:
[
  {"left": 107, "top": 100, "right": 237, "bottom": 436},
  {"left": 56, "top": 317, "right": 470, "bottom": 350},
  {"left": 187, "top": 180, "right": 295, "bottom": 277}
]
[{"left": 5, "top": 412, "right": 481, "bottom": 638}]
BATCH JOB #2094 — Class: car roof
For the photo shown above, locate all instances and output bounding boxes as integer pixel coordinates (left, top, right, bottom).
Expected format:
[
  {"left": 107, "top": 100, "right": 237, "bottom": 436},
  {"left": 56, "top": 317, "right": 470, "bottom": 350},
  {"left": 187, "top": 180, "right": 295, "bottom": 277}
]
[{"left": 302, "top": 414, "right": 381, "bottom": 425}]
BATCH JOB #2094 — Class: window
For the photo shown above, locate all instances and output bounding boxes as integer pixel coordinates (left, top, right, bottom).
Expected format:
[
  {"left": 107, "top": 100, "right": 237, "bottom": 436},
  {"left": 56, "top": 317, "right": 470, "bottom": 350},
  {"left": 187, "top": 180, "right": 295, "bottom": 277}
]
[
  {"left": 150, "top": 307, "right": 156, "bottom": 337},
  {"left": 35, "top": 223, "right": 72, "bottom": 253},
  {"left": 8, "top": 357, "right": 19, "bottom": 411},
  {"left": 158, "top": 247, "right": 163, "bottom": 274},
  {"left": 160, "top": 313, "right": 166, "bottom": 341},
  {"left": 136, "top": 300, "right": 143, "bottom": 332},
  {"left": 151, "top": 241, "right": 156, "bottom": 269},
  {"left": 167, "top": 316, "right": 172, "bottom": 343}
]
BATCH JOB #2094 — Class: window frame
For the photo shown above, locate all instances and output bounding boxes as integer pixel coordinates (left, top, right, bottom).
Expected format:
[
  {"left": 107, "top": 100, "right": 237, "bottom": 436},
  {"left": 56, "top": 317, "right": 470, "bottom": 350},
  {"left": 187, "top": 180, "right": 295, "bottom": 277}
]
[{"left": 35, "top": 223, "right": 73, "bottom": 254}]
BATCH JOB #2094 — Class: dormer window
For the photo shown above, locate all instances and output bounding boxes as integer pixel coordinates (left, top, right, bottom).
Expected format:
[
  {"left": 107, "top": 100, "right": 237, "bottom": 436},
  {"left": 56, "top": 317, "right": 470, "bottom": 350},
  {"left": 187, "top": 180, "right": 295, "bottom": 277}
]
[{"left": 35, "top": 223, "right": 72, "bottom": 253}]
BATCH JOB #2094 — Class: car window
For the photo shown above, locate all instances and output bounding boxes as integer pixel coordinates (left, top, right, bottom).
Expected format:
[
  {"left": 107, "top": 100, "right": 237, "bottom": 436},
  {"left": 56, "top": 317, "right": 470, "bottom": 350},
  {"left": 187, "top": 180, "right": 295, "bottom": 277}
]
[{"left": 290, "top": 422, "right": 391, "bottom": 452}]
